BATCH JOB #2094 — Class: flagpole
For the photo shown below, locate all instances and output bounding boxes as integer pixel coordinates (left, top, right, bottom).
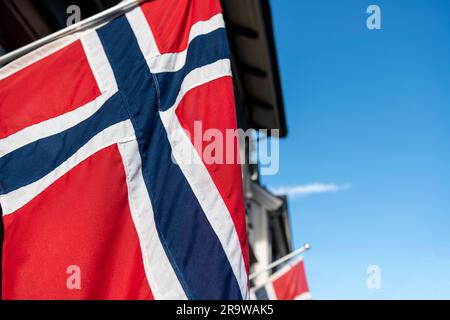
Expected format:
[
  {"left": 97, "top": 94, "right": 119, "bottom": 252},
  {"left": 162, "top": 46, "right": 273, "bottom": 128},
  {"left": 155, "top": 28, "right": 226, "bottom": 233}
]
[
  {"left": 0, "top": 0, "right": 148, "bottom": 66},
  {"left": 249, "top": 243, "right": 310, "bottom": 281}
]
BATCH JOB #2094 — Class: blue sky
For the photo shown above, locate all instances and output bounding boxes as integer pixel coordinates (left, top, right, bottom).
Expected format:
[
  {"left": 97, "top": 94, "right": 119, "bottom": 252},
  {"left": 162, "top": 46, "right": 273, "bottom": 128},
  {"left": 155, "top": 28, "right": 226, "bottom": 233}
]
[{"left": 263, "top": 0, "right": 450, "bottom": 299}]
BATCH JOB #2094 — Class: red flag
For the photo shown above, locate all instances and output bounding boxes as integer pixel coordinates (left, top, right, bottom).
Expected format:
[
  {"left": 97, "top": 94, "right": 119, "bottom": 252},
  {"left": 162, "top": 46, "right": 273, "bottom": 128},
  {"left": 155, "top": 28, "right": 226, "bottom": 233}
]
[
  {"left": 252, "top": 258, "right": 311, "bottom": 300},
  {"left": 0, "top": 0, "right": 248, "bottom": 300}
]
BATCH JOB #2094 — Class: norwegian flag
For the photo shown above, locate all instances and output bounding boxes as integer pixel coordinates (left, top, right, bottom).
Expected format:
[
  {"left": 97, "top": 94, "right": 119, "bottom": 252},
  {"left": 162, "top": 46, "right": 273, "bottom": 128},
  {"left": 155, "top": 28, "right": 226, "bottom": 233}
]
[
  {"left": 251, "top": 258, "right": 311, "bottom": 300},
  {"left": 0, "top": 0, "right": 249, "bottom": 299}
]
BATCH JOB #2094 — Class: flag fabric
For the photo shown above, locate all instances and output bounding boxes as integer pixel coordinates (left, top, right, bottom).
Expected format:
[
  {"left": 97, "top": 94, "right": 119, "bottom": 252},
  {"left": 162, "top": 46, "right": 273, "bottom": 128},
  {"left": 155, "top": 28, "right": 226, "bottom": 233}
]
[
  {"left": 251, "top": 258, "right": 311, "bottom": 300},
  {"left": 0, "top": 0, "right": 249, "bottom": 300}
]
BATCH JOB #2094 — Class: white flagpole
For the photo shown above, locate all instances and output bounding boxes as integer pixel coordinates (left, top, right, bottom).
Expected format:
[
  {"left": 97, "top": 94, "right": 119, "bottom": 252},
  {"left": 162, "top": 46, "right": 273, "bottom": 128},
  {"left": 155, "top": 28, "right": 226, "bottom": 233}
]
[
  {"left": 0, "top": 0, "right": 148, "bottom": 65},
  {"left": 249, "top": 242, "right": 310, "bottom": 281}
]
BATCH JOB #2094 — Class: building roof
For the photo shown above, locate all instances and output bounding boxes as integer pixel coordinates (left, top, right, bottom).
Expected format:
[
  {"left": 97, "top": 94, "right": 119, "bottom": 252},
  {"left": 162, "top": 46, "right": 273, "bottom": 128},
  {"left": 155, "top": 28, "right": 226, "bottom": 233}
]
[{"left": 221, "top": 0, "right": 287, "bottom": 137}]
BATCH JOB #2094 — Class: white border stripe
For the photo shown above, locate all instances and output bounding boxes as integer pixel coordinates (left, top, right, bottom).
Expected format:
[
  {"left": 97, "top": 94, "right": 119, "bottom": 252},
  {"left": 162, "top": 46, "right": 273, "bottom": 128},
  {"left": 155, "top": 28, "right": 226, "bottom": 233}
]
[
  {"left": 126, "top": 7, "right": 225, "bottom": 74},
  {"left": 169, "top": 59, "right": 233, "bottom": 113},
  {"left": 118, "top": 140, "right": 187, "bottom": 300},
  {"left": 0, "top": 31, "right": 117, "bottom": 158},
  {"left": 81, "top": 31, "right": 117, "bottom": 94},
  {"left": 0, "top": 120, "right": 135, "bottom": 215},
  {"left": 0, "top": 95, "right": 110, "bottom": 157},
  {"left": 126, "top": 6, "right": 160, "bottom": 60},
  {"left": 148, "top": 14, "right": 225, "bottom": 73},
  {"left": 159, "top": 59, "right": 248, "bottom": 299}
]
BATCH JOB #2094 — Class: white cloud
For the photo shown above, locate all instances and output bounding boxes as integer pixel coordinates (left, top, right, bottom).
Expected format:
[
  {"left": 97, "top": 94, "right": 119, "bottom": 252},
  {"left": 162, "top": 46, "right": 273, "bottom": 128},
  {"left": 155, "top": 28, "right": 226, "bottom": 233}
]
[{"left": 270, "top": 183, "right": 350, "bottom": 198}]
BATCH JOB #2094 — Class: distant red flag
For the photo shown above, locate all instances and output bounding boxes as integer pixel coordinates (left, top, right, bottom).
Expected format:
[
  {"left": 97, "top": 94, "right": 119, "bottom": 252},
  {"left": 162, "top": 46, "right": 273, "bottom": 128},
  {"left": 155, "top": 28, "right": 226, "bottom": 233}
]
[{"left": 251, "top": 258, "right": 311, "bottom": 300}]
